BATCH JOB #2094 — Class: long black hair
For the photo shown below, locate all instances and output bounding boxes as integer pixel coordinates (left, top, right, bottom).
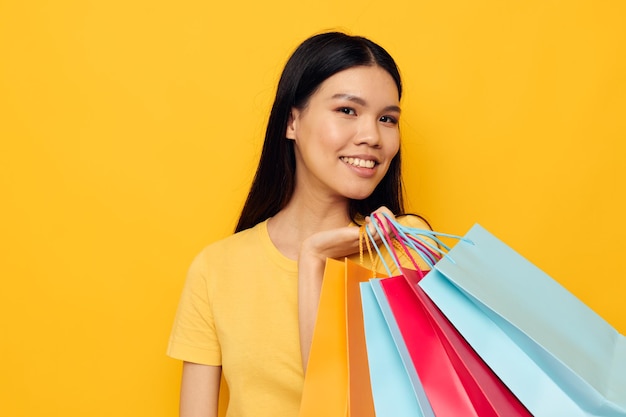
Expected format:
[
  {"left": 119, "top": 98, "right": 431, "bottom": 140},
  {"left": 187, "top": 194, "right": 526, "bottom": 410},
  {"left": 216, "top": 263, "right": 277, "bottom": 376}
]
[{"left": 235, "top": 32, "right": 405, "bottom": 232}]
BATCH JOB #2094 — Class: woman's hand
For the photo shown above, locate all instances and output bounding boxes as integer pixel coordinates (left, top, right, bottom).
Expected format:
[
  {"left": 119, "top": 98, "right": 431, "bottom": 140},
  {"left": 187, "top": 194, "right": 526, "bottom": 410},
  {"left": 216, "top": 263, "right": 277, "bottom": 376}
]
[
  {"left": 300, "top": 206, "right": 395, "bottom": 262},
  {"left": 297, "top": 207, "right": 396, "bottom": 372}
]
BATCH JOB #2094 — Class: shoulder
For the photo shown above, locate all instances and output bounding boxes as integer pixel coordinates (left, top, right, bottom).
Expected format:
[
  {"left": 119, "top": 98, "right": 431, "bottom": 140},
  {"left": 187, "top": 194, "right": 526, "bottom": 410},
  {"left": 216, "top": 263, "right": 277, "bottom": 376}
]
[{"left": 189, "top": 222, "right": 265, "bottom": 273}]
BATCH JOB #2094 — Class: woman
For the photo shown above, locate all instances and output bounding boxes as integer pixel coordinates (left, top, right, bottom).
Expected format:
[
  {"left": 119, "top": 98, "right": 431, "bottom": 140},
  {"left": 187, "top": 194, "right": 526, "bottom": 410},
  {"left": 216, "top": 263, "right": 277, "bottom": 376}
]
[{"left": 167, "top": 31, "right": 429, "bottom": 417}]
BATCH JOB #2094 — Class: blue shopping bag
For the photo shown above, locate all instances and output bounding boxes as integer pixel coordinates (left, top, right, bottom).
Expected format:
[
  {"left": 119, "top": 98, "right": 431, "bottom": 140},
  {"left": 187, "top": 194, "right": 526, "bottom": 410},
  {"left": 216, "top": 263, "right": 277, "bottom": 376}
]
[
  {"left": 360, "top": 280, "right": 434, "bottom": 417},
  {"left": 419, "top": 224, "right": 626, "bottom": 417}
]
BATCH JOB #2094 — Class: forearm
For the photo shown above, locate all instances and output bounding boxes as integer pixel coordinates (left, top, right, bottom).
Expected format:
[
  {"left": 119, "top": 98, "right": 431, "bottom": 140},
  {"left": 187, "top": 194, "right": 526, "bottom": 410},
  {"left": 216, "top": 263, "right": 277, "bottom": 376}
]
[
  {"left": 297, "top": 227, "right": 360, "bottom": 372},
  {"left": 180, "top": 362, "right": 221, "bottom": 417},
  {"left": 296, "top": 208, "right": 395, "bottom": 372},
  {"left": 297, "top": 244, "right": 327, "bottom": 373}
]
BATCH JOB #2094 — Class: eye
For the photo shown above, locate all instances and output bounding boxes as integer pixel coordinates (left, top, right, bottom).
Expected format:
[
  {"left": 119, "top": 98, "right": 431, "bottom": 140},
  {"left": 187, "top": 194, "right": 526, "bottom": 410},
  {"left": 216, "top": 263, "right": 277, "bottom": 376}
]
[
  {"left": 379, "top": 115, "right": 399, "bottom": 125},
  {"left": 337, "top": 107, "right": 356, "bottom": 116}
]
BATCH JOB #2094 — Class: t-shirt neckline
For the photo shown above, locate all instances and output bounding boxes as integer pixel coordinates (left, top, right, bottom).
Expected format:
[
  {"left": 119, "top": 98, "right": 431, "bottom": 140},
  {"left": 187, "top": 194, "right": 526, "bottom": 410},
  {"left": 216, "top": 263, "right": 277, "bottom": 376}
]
[{"left": 257, "top": 220, "right": 298, "bottom": 273}]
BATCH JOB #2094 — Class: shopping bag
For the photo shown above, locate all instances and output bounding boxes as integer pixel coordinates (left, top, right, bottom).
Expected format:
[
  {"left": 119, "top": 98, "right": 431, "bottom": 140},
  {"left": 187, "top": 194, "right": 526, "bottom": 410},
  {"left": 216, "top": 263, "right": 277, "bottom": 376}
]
[
  {"left": 298, "top": 257, "right": 376, "bottom": 417},
  {"left": 298, "top": 258, "right": 347, "bottom": 417},
  {"left": 346, "top": 259, "right": 377, "bottom": 417},
  {"left": 419, "top": 223, "right": 626, "bottom": 417},
  {"left": 360, "top": 279, "right": 434, "bottom": 417},
  {"left": 404, "top": 269, "right": 531, "bottom": 417},
  {"left": 362, "top": 215, "right": 531, "bottom": 416},
  {"left": 369, "top": 272, "right": 531, "bottom": 417},
  {"left": 380, "top": 268, "right": 532, "bottom": 417}
]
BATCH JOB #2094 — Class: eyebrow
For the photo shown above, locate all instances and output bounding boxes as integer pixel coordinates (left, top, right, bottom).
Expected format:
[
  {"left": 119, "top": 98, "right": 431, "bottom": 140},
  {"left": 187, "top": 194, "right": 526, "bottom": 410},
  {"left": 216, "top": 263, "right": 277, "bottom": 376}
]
[{"left": 330, "top": 93, "right": 401, "bottom": 113}]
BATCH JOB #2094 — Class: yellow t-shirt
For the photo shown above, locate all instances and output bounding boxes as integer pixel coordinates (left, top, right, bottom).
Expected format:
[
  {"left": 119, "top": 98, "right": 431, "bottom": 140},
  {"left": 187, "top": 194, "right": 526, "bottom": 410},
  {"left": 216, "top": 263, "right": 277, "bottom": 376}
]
[{"left": 167, "top": 216, "right": 432, "bottom": 417}]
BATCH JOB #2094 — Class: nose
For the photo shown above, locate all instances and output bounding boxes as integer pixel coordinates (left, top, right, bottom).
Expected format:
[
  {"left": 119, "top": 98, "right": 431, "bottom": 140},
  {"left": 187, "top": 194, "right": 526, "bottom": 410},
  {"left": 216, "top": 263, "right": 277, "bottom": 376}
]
[{"left": 355, "top": 117, "right": 382, "bottom": 148}]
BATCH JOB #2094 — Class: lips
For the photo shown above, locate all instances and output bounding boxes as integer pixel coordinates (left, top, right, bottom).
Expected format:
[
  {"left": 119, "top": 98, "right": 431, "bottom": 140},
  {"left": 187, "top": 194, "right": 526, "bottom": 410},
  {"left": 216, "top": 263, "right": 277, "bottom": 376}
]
[{"left": 340, "top": 156, "right": 376, "bottom": 169}]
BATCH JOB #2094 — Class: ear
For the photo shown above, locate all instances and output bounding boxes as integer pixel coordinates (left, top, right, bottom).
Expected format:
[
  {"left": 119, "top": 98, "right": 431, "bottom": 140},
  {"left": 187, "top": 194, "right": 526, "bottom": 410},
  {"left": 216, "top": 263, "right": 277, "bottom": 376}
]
[{"left": 285, "top": 108, "right": 299, "bottom": 140}]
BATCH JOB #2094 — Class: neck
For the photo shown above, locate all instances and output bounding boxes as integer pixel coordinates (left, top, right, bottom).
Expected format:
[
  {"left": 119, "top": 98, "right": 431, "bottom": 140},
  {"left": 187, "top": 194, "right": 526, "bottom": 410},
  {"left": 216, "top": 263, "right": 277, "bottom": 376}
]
[{"left": 267, "top": 191, "right": 352, "bottom": 260}]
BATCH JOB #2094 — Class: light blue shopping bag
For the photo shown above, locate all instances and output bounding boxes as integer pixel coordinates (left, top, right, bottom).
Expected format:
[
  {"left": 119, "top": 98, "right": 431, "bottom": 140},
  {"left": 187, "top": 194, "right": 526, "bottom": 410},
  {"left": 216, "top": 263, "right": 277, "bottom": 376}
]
[
  {"left": 419, "top": 224, "right": 626, "bottom": 417},
  {"left": 360, "top": 281, "right": 434, "bottom": 417}
]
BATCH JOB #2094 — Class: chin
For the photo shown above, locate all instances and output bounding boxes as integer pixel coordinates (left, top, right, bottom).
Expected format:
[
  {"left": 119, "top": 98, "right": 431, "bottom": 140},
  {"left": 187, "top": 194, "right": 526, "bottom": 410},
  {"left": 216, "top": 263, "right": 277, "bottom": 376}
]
[
  {"left": 343, "top": 189, "right": 377, "bottom": 201},
  {"left": 337, "top": 179, "right": 383, "bottom": 201}
]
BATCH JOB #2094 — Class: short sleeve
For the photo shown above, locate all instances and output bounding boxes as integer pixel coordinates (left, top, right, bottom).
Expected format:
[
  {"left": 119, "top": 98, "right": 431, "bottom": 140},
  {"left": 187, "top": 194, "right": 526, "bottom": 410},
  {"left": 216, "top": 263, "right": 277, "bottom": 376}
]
[{"left": 167, "top": 250, "right": 222, "bottom": 365}]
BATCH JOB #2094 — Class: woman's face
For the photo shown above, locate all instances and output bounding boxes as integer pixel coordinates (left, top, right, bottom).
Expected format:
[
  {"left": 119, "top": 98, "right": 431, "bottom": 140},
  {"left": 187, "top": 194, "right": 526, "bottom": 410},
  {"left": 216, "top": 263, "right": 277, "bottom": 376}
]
[{"left": 286, "top": 65, "right": 401, "bottom": 203}]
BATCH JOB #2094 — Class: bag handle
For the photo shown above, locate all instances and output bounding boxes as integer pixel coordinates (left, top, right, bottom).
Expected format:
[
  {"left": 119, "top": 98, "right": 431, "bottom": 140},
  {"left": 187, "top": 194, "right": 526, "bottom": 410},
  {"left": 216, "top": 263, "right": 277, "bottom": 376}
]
[
  {"left": 369, "top": 213, "right": 429, "bottom": 277},
  {"left": 359, "top": 224, "right": 378, "bottom": 278},
  {"left": 365, "top": 215, "right": 397, "bottom": 277},
  {"left": 366, "top": 213, "right": 473, "bottom": 275}
]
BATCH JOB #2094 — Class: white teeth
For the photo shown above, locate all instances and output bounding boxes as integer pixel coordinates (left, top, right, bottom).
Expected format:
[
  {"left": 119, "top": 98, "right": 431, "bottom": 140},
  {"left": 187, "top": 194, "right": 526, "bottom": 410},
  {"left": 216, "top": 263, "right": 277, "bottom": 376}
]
[{"left": 341, "top": 157, "right": 375, "bottom": 169}]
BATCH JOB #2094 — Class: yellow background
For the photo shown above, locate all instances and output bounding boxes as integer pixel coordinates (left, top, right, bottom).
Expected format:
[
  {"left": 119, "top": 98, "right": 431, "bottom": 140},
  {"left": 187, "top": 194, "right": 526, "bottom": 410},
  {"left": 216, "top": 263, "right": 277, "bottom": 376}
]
[{"left": 1, "top": 0, "right": 625, "bottom": 415}]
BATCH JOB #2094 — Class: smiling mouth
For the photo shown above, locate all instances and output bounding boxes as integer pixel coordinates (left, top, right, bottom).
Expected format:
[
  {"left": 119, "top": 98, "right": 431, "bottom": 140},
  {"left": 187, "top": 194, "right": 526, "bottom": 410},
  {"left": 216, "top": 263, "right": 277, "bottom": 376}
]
[{"left": 340, "top": 157, "right": 376, "bottom": 169}]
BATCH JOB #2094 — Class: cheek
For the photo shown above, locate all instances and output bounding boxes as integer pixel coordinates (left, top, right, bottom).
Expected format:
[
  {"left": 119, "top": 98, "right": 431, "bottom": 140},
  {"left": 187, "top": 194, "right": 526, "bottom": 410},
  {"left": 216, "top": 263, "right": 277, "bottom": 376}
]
[
  {"left": 386, "top": 132, "right": 401, "bottom": 157},
  {"left": 314, "top": 121, "right": 350, "bottom": 150}
]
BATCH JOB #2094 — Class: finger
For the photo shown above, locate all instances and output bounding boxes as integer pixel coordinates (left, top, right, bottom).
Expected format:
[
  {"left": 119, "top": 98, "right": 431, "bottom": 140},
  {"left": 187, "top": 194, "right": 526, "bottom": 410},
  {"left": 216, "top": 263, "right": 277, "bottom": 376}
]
[
  {"left": 370, "top": 208, "right": 396, "bottom": 240},
  {"left": 363, "top": 216, "right": 379, "bottom": 240}
]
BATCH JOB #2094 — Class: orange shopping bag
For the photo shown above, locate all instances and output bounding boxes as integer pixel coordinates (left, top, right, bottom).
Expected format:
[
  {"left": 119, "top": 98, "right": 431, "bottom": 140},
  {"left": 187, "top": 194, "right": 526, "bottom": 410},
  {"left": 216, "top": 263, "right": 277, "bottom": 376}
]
[{"left": 298, "top": 257, "right": 378, "bottom": 417}]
